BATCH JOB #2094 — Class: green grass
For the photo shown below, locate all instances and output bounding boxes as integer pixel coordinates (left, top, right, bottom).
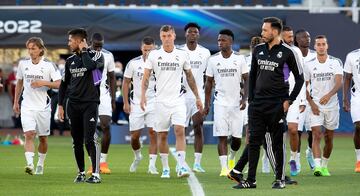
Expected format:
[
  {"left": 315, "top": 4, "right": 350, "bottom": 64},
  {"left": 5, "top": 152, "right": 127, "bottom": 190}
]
[{"left": 1, "top": 136, "right": 360, "bottom": 195}]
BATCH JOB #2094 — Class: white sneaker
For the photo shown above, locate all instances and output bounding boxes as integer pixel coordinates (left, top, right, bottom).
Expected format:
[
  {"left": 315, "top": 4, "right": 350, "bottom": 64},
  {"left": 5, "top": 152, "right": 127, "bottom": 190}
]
[
  {"left": 148, "top": 166, "right": 159, "bottom": 175},
  {"left": 35, "top": 165, "right": 44, "bottom": 175},
  {"left": 177, "top": 167, "right": 190, "bottom": 178},
  {"left": 25, "top": 164, "right": 34, "bottom": 175},
  {"left": 161, "top": 169, "right": 170, "bottom": 178},
  {"left": 129, "top": 154, "right": 143, "bottom": 173}
]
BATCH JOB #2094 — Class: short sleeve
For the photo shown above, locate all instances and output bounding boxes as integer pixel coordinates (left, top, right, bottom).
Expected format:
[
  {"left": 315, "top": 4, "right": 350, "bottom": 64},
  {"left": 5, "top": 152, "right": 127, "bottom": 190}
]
[
  {"left": 183, "top": 52, "right": 191, "bottom": 70},
  {"left": 205, "top": 58, "right": 214, "bottom": 77},
  {"left": 107, "top": 53, "right": 116, "bottom": 72},
  {"left": 16, "top": 61, "right": 23, "bottom": 80},
  {"left": 241, "top": 55, "right": 249, "bottom": 74},
  {"left": 303, "top": 63, "right": 310, "bottom": 81},
  {"left": 50, "top": 63, "right": 62, "bottom": 81},
  {"left": 144, "top": 52, "right": 154, "bottom": 70},
  {"left": 123, "top": 60, "right": 134, "bottom": 79},
  {"left": 343, "top": 53, "right": 353, "bottom": 74},
  {"left": 334, "top": 58, "right": 344, "bottom": 75}
]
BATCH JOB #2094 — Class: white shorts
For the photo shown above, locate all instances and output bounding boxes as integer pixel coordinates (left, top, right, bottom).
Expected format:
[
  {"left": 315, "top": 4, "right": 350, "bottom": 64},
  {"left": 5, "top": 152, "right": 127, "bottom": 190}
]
[
  {"left": 351, "top": 93, "right": 360, "bottom": 123},
  {"left": 99, "top": 90, "right": 112, "bottom": 116},
  {"left": 309, "top": 107, "right": 339, "bottom": 130},
  {"left": 213, "top": 104, "right": 244, "bottom": 138},
  {"left": 298, "top": 104, "right": 311, "bottom": 131},
  {"left": 185, "top": 98, "right": 204, "bottom": 126},
  {"left": 129, "top": 103, "right": 155, "bottom": 131},
  {"left": 154, "top": 101, "right": 186, "bottom": 132},
  {"left": 21, "top": 109, "right": 51, "bottom": 136},
  {"left": 286, "top": 101, "right": 300, "bottom": 124}
]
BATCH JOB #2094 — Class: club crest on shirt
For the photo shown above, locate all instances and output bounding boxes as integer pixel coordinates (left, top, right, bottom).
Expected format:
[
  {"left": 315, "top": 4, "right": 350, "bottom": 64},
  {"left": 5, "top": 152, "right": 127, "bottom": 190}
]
[{"left": 277, "top": 51, "right": 282, "bottom": 58}]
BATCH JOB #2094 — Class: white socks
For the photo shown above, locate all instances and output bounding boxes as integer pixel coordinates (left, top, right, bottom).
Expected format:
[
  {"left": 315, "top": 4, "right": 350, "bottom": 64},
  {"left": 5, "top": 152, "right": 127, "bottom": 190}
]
[
  {"left": 37, "top": 152, "right": 46, "bottom": 166},
  {"left": 229, "top": 149, "right": 237, "bottom": 160},
  {"left": 100, "top": 153, "right": 108, "bottom": 163},
  {"left": 160, "top": 153, "right": 169, "bottom": 170},
  {"left": 134, "top": 149, "right": 142, "bottom": 160},
  {"left": 177, "top": 151, "right": 186, "bottom": 168},
  {"left": 194, "top": 153, "right": 202, "bottom": 165},
  {"left": 355, "top": 149, "right": 360, "bottom": 161},
  {"left": 149, "top": 154, "right": 157, "bottom": 168},
  {"left": 219, "top": 155, "right": 228, "bottom": 170},
  {"left": 321, "top": 157, "right": 329, "bottom": 168},
  {"left": 25, "top": 152, "right": 34, "bottom": 166},
  {"left": 290, "top": 151, "right": 297, "bottom": 161},
  {"left": 314, "top": 158, "right": 321, "bottom": 168}
]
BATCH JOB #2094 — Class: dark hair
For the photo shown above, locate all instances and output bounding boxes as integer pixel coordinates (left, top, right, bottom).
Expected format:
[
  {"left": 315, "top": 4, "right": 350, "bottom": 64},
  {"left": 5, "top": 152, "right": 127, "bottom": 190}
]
[
  {"left": 282, "top": 26, "right": 293, "bottom": 32},
  {"left": 160, "top": 25, "right": 175, "bottom": 33},
  {"left": 91, "top": 32, "right": 104, "bottom": 42},
  {"left": 294, "top": 29, "right": 308, "bottom": 47},
  {"left": 250, "top": 36, "right": 264, "bottom": 49},
  {"left": 142, "top": 36, "right": 155, "bottom": 45},
  {"left": 263, "top": 17, "right": 283, "bottom": 33},
  {"left": 68, "top": 28, "right": 87, "bottom": 40},
  {"left": 315, "top": 35, "right": 327, "bottom": 40},
  {"left": 219, "top": 29, "right": 234, "bottom": 40},
  {"left": 26, "top": 37, "right": 46, "bottom": 56},
  {"left": 184, "top": 22, "right": 201, "bottom": 32}
]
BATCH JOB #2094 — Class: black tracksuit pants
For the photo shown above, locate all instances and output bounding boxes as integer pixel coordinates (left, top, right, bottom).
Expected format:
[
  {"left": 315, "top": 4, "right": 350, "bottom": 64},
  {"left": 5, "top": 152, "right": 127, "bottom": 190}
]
[
  {"left": 68, "top": 101, "right": 100, "bottom": 174},
  {"left": 247, "top": 99, "right": 286, "bottom": 182}
]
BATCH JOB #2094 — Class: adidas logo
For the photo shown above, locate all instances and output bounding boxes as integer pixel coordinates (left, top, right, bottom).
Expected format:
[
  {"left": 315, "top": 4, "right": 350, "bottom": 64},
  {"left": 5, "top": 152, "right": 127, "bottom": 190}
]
[
  {"left": 158, "top": 56, "right": 162, "bottom": 60},
  {"left": 138, "top": 66, "right": 142, "bottom": 70},
  {"left": 216, "top": 63, "right": 221, "bottom": 66},
  {"left": 313, "top": 67, "right": 317, "bottom": 71},
  {"left": 25, "top": 68, "right": 29, "bottom": 71},
  {"left": 71, "top": 61, "right": 75, "bottom": 65},
  {"left": 90, "top": 118, "right": 95, "bottom": 122},
  {"left": 259, "top": 51, "right": 264, "bottom": 55}
]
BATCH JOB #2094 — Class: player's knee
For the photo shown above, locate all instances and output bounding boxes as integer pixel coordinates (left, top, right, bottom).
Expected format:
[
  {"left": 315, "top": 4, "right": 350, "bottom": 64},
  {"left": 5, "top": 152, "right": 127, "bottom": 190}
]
[
  {"left": 38, "top": 136, "right": 47, "bottom": 143},
  {"left": 24, "top": 132, "right": 36, "bottom": 139},
  {"left": 231, "top": 137, "right": 241, "bottom": 151},
  {"left": 131, "top": 132, "right": 140, "bottom": 141}
]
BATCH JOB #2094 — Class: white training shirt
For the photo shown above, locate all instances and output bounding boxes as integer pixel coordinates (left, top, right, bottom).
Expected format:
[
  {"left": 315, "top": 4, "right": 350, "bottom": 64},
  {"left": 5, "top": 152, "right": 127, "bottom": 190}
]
[
  {"left": 344, "top": 49, "right": 360, "bottom": 95},
  {"left": 287, "top": 45, "right": 306, "bottom": 104},
  {"left": 17, "top": 57, "right": 62, "bottom": 111},
  {"left": 124, "top": 55, "right": 156, "bottom": 105},
  {"left": 304, "top": 55, "right": 343, "bottom": 110},
  {"left": 100, "top": 49, "right": 115, "bottom": 94},
  {"left": 178, "top": 44, "right": 211, "bottom": 100},
  {"left": 206, "top": 51, "right": 248, "bottom": 107},
  {"left": 145, "top": 46, "right": 191, "bottom": 104}
]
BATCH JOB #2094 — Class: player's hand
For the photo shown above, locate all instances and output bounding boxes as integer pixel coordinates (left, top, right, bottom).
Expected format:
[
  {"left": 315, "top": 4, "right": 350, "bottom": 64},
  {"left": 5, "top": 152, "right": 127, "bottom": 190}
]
[
  {"left": 283, "top": 100, "right": 290, "bottom": 113},
  {"left": 203, "top": 105, "right": 210, "bottom": 116},
  {"left": 79, "top": 38, "right": 88, "bottom": 50},
  {"left": 319, "top": 93, "right": 331, "bottom": 105},
  {"left": 58, "top": 105, "right": 64, "bottom": 122},
  {"left": 343, "top": 99, "right": 350, "bottom": 112},
  {"left": 240, "top": 99, "right": 247, "bottom": 110},
  {"left": 140, "top": 96, "right": 147, "bottom": 111},
  {"left": 31, "top": 80, "right": 45, "bottom": 88},
  {"left": 195, "top": 98, "right": 203, "bottom": 114},
  {"left": 13, "top": 102, "right": 20, "bottom": 115},
  {"left": 123, "top": 102, "right": 131, "bottom": 114},
  {"left": 299, "top": 105, "right": 306, "bottom": 113},
  {"left": 310, "top": 103, "right": 320, "bottom": 116}
]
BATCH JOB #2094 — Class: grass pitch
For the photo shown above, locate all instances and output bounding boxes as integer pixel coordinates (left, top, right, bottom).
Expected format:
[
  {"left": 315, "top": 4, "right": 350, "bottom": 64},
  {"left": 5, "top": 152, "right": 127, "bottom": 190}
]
[{"left": 1, "top": 135, "right": 360, "bottom": 195}]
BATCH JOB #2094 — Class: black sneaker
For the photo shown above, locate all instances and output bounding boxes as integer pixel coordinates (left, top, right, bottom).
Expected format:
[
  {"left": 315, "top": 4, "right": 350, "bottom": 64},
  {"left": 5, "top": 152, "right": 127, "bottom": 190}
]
[
  {"left": 86, "top": 175, "right": 101, "bottom": 184},
  {"left": 232, "top": 180, "right": 256, "bottom": 189},
  {"left": 272, "top": 180, "right": 285, "bottom": 189},
  {"left": 74, "top": 173, "right": 86, "bottom": 183},
  {"left": 227, "top": 170, "right": 243, "bottom": 183},
  {"left": 285, "top": 175, "right": 298, "bottom": 185}
]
